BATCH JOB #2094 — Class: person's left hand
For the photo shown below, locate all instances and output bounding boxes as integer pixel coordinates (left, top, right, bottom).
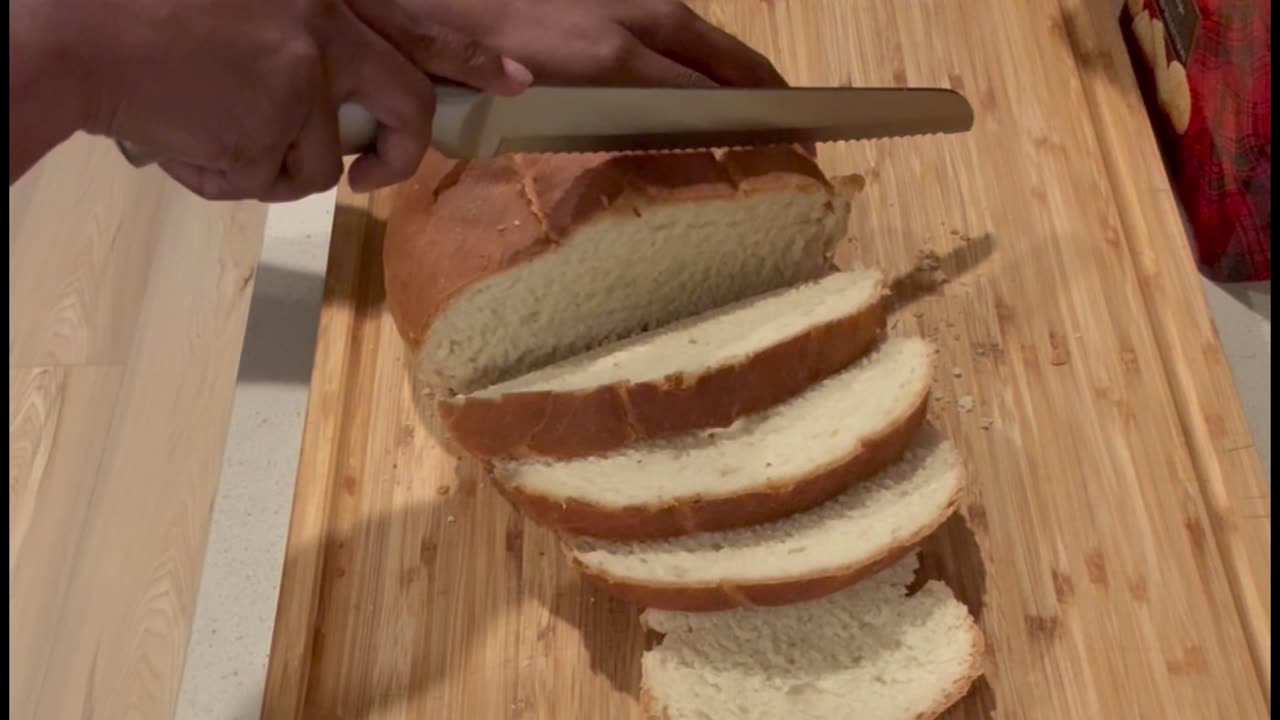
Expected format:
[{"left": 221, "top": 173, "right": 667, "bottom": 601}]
[{"left": 346, "top": 0, "right": 788, "bottom": 89}]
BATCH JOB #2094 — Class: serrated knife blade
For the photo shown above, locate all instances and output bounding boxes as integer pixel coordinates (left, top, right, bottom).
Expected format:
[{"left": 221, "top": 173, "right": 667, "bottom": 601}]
[{"left": 116, "top": 85, "right": 974, "bottom": 167}]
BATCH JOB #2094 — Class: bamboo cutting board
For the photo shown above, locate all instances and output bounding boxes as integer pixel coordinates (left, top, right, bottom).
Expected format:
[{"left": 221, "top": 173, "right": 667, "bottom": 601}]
[{"left": 262, "top": 1, "right": 1270, "bottom": 718}]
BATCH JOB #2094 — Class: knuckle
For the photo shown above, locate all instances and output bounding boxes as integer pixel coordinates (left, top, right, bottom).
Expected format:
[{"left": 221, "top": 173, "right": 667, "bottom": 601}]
[
  {"left": 458, "top": 38, "right": 492, "bottom": 69},
  {"left": 323, "top": 156, "right": 344, "bottom": 188},
  {"left": 409, "top": 26, "right": 440, "bottom": 57},
  {"left": 408, "top": 86, "right": 437, "bottom": 129},
  {"left": 593, "top": 33, "right": 634, "bottom": 68},
  {"left": 309, "top": 158, "right": 344, "bottom": 193},
  {"left": 222, "top": 136, "right": 254, "bottom": 169},
  {"left": 385, "top": 150, "right": 424, "bottom": 185},
  {"left": 655, "top": 0, "right": 692, "bottom": 28},
  {"left": 201, "top": 177, "right": 239, "bottom": 201},
  {"left": 279, "top": 35, "right": 321, "bottom": 71}
]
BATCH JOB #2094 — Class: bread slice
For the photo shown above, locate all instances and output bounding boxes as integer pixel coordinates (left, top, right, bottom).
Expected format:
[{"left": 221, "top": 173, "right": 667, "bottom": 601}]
[
  {"left": 491, "top": 337, "right": 933, "bottom": 539},
  {"left": 383, "top": 148, "right": 862, "bottom": 395},
  {"left": 438, "top": 270, "right": 887, "bottom": 459},
  {"left": 640, "top": 553, "right": 984, "bottom": 720},
  {"left": 565, "top": 425, "right": 963, "bottom": 611}
]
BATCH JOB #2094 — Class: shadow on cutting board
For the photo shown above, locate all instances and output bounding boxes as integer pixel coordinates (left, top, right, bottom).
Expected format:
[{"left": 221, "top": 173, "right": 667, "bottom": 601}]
[
  {"left": 919, "top": 513, "right": 997, "bottom": 719},
  {"left": 884, "top": 232, "right": 996, "bottom": 315}
]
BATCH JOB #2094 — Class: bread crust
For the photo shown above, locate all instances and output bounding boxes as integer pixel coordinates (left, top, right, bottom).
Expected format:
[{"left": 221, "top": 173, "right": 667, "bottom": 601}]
[
  {"left": 382, "top": 147, "right": 845, "bottom": 394},
  {"left": 436, "top": 287, "right": 887, "bottom": 459},
  {"left": 563, "top": 462, "right": 963, "bottom": 611},
  {"left": 488, "top": 377, "right": 930, "bottom": 540}
]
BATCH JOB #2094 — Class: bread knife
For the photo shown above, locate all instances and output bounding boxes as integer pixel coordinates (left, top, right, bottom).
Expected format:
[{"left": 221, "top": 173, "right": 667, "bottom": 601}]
[{"left": 115, "top": 85, "right": 974, "bottom": 166}]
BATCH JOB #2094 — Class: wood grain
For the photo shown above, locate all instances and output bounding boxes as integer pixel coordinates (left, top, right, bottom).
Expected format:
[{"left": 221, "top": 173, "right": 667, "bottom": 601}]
[
  {"left": 1054, "top": 0, "right": 1272, "bottom": 698},
  {"left": 262, "top": 2, "right": 1270, "bottom": 718},
  {"left": 9, "top": 134, "right": 266, "bottom": 720}
]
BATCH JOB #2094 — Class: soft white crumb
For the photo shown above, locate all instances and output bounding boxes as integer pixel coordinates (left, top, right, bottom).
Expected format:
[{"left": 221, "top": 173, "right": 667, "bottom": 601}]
[{"left": 958, "top": 396, "right": 976, "bottom": 413}]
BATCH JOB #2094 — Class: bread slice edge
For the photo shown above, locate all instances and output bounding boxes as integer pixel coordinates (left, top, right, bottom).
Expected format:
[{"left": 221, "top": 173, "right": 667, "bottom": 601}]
[
  {"left": 488, "top": 376, "right": 930, "bottom": 540},
  {"left": 436, "top": 273, "right": 888, "bottom": 460},
  {"left": 562, "top": 457, "right": 964, "bottom": 611}
]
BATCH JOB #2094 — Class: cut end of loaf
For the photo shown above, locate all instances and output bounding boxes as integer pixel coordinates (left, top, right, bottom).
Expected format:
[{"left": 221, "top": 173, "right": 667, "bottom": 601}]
[
  {"left": 436, "top": 270, "right": 888, "bottom": 460},
  {"left": 566, "top": 425, "right": 964, "bottom": 611},
  {"left": 384, "top": 149, "right": 861, "bottom": 396},
  {"left": 640, "top": 552, "right": 984, "bottom": 720}
]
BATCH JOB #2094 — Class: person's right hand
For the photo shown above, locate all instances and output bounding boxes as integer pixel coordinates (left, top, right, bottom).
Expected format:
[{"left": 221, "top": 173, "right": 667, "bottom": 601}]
[{"left": 20, "top": 0, "right": 527, "bottom": 201}]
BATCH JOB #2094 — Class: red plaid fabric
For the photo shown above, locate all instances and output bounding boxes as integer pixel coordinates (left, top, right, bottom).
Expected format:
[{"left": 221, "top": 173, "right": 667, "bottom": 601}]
[{"left": 1122, "top": 0, "right": 1271, "bottom": 282}]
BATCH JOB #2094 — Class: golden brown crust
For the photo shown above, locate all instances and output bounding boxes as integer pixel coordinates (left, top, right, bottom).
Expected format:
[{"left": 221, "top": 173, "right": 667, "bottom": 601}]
[
  {"left": 435, "top": 289, "right": 887, "bottom": 459},
  {"left": 383, "top": 155, "right": 546, "bottom": 349},
  {"left": 579, "top": 543, "right": 920, "bottom": 613},
  {"left": 489, "top": 381, "right": 930, "bottom": 540},
  {"left": 382, "top": 148, "right": 841, "bottom": 384}
]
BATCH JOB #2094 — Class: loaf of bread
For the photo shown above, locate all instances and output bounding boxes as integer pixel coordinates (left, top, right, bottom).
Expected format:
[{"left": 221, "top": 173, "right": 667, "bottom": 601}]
[
  {"left": 383, "top": 149, "right": 982, "bottom": 719},
  {"left": 384, "top": 147, "right": 860, "bottom": 397}
]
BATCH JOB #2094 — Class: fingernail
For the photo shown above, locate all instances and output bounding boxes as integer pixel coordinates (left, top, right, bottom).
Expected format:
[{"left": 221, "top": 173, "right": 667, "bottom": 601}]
[{"left": 501, "top": 56, "right": 534, "bottom": 92}]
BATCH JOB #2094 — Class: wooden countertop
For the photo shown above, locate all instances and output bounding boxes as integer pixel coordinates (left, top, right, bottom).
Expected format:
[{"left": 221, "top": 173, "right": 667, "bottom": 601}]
[{"left": 9, "top": 135, "right": 265, "bottom": 719}]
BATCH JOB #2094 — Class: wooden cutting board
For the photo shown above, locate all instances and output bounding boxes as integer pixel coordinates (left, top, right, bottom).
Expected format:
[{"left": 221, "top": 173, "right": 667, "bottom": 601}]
[{"left": 261, "top": 1, "right": 1270, "bottom": 717}]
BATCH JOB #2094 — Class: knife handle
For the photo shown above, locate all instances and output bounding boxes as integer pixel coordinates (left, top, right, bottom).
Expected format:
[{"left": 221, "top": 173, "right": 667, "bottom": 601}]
[{"left": 116, "top": 88, "right": 484, "bottom": 169}]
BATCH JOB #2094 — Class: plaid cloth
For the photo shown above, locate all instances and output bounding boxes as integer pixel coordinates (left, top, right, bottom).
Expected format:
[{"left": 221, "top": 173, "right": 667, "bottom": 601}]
[{"left": 1122, "top": 0, "right": 1271, "bottom": 282}]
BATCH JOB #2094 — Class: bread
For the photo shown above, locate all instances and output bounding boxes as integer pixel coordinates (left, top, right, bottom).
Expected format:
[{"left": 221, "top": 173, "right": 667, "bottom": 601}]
[
  {"left": 439, "top": 269, "right": 887, "bottom": 459},
  {"left": 491, "top": 337, "right": 932, "bottom": 539},
  {"left": 384, "top": 149, "right": 984, "bottom": 719},
  {"left": 383, "top": 148, "right": 861, "bottom": 395},
  {"left": 565, "top": 425, "right": 963, "bottom": 611},
  {"left": 640, "top": 552, "right": 984, "bottom": 720}
]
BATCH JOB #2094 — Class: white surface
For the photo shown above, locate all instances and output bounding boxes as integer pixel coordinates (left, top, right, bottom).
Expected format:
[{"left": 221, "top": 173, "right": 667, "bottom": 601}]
[
  {"left": 177, "top": 192, "right": 1270, "bottom": 719},
  {"left": 175, "top": 190, "right": 336, "bottom": 720},
  {"left": 1200, "top": 279, "right": 1271, "bottom": 481}
]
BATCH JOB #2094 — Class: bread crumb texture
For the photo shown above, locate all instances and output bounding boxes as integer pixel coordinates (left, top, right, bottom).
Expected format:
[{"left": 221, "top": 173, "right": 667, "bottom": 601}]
[{"left": 642, "top": 553, "right": 982, "bottom": 720}]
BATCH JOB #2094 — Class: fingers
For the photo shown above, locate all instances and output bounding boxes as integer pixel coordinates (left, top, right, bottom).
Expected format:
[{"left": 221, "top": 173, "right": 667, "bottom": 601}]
[
  {"left": 394, "top": 24, "right": 533, "bottom": 95},
  {"left": 160, "top": 69, "right": 343, "bottom": 203},
  {"left": 610, "top": 35, "right": 716, "bottom": 87},
  {"left": 622, "top": 44, "right": 716, "bottom": 87},
  {"left": 158, "top": 153, "right": 282, "bottom": 202},
  {"left": 623, "top": 1, "right": 788, "bottom": 87},
  {"left": 323, "top": 6, "right": 437, "bottom": 191},
  {"left": 345, "top": 3, "right": 532, "bottom": 96},
  {"left": 347, "top": 130, "right": 429, "bottom": 193},
  {"left": 262, "top": 93, "right": 344, "bottom": 203}
]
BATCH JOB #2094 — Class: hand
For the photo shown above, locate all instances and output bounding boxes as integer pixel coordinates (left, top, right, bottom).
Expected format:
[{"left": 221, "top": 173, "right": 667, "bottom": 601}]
[
  {"left": 348, "top": 0, "right": 788, "bottom": 89},
  {"left": 14, "top": 0, "right": 528, "bottom": 201}
]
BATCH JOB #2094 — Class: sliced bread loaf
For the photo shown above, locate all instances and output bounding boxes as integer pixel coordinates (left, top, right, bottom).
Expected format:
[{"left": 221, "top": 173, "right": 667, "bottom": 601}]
[
  {"left": 439, "top": 270, "right": 887, "bottom": 459},
  {"left": 491, "top": 337, "right": 933, "bottom": 539},
  {"left": 383, "top": 148, "right": 862, "bottom": 395},
  {"left": 566, "top": 425, "right": 963, "bottom": 611},
  {"left": 640, "top": 553, "right": 983, "bottom": 720}
]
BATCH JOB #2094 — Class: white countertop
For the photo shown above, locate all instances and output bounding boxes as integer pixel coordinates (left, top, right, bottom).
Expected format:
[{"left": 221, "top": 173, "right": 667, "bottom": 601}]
[{"left": 175, "top": 192, "right": 334, "bottom": 720}]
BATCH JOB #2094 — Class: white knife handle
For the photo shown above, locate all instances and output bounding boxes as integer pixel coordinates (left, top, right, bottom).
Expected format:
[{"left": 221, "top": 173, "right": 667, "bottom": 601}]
[{"left": 116, "top": 89, "right": 484, "bottom": 168}]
